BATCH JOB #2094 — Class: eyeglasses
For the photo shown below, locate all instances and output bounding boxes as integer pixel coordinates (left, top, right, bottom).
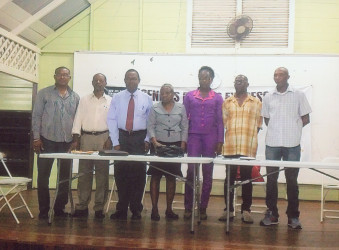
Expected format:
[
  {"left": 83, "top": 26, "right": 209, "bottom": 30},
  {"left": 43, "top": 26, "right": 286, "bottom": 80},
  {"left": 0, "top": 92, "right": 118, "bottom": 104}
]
[{"left": 55, "top": 73, "right": 71, "bottom": 78}]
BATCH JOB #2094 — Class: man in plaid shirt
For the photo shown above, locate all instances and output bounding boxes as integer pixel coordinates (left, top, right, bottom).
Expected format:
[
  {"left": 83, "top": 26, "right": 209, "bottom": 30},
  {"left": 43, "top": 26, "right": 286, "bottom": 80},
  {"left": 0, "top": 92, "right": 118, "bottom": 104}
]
[{"left": 219, "top": 75, "right": 263, "bottom": 224}]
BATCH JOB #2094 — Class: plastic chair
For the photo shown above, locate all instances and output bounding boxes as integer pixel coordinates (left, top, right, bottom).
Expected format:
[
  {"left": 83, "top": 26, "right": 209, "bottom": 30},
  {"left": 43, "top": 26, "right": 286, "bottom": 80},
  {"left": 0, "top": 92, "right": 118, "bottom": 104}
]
[
  {"left": 320, "top": 157, "right": 339, "bottom": 222},
  {"left": 0, "top": 153, "right": 34, "bottom": 224}
]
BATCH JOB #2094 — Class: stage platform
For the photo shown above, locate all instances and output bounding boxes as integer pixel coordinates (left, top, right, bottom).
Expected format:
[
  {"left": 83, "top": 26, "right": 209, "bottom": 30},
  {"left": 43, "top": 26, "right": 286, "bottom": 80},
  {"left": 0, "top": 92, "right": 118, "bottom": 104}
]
[{"left": 0, "top": 190, "right": 338, "bottom": 249}]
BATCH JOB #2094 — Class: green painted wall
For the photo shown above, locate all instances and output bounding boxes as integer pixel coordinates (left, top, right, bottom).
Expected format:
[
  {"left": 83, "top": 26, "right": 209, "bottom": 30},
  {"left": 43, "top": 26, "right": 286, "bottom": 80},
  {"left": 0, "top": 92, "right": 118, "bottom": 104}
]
[
  {"left": 29, "top": 0, "right": 339, "bottom": 200},
  {"left": 295, "top": 0, "right": 339, "bottom": 53}
]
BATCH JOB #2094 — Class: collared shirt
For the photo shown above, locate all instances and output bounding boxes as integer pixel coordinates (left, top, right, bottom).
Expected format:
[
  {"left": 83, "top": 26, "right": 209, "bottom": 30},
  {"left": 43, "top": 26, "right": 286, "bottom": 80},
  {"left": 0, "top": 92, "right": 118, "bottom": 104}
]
[
  {"left": 183, "top": 89, "right": 224, "bottom": 143},
  {"left": 222, "top": 95, "right": 263, "bottom": 157},
  {"left": 32, "top": 85, "right": 80, "bottom": 142},
  {"left": 261, "top": 86, "right": 312, "bottom": 147},
  {"left": 107, "top": 89, "right": 153, "bottom": 146},
  {"left": 72, "top": 93, "right": 112, "bottom": 134},
  {"left": 147, "top": 102, "right": 188, "bottom": 143}
]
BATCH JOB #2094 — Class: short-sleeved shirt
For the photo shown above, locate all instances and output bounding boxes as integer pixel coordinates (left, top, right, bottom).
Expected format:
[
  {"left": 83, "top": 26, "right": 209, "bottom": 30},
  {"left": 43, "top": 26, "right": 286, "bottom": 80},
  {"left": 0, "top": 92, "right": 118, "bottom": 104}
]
[
  {"left": 223, "top": 95, "right": 262, "bottom": 157},
  {"left": 72, "top": 93, "right": 112, "bottom": 134},
  {"left": 147, "top": 102, "right": 188, "bottom": 143},
  {"left": 32, "top": 85, "right": 80, "bottom": 142},
  {"left": 261, "top": 86, "right": 312, "bottom": 147}
]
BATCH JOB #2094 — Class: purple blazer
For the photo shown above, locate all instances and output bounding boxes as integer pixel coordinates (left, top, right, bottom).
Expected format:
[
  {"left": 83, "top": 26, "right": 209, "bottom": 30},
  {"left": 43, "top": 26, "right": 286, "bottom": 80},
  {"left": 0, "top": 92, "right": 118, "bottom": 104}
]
[{"left": 183, "top": 89, "right": 224, "bottom": 143}]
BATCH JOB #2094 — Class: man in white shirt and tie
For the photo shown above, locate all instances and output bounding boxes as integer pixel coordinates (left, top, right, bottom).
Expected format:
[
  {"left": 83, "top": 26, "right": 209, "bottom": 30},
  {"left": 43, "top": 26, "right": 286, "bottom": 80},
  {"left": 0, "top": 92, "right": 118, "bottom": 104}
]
[{"left": 107, "top": 69, "right": 152, "bottom": 220}]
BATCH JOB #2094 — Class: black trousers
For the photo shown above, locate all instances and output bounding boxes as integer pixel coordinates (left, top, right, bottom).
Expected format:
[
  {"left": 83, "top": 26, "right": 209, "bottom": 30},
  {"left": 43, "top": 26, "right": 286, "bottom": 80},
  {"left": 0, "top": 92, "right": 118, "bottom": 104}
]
[
  {"left": 114, "top": 130, "right": 147, "bottom": 214},
  {"left": 223, "top": 155, "right": 253, "bottom": 213},
  {"left": 37, "top": 137, "right": 71, "bottom": 215}
]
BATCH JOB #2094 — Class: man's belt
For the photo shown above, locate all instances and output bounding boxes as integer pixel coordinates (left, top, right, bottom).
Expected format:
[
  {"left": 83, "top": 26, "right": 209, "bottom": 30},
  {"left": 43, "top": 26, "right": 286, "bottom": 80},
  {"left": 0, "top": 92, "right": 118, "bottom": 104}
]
[
  {"left": 119, "top": 129, "right": 146, "bottom": 136},
  {"left": 82, "top": 130, "right": 108, "bottom": 136}
]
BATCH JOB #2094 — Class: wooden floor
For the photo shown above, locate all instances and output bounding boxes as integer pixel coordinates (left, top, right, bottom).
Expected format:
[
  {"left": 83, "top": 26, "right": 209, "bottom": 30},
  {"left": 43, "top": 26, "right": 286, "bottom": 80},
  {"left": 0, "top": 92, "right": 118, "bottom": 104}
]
[{"left": 0, "top": 190, "right": 339, "bottom": 250}]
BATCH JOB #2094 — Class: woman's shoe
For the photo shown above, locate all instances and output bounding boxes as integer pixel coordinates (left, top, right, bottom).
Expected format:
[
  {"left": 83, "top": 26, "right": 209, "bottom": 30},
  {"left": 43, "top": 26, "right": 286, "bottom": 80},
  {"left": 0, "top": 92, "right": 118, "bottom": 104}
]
[
  {"left": 200, "top": 208, "right": 208, "bottom": 220},
  {"left": 165, "top": 210, "right": 179, "bottom": 220},
  {"left": 184, "top": 209, "right": 192, "bottom": 220},
  {"left": 151, "top": 209, "right": 160, "bottom": 221}
]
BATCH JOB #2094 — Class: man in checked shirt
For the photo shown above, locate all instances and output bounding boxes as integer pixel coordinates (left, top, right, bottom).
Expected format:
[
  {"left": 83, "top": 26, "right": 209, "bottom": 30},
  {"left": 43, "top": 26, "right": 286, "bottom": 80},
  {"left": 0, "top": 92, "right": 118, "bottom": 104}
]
[{"left": 219, "top": 75, "right": 263, "bottom": 224}]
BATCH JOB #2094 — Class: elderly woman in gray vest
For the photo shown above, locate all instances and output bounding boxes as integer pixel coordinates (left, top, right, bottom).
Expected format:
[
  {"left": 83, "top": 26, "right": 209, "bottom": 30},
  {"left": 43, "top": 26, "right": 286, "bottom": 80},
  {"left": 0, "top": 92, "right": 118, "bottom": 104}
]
[{"left": 147, "top": 84, "right": 188, "bottom": 221}]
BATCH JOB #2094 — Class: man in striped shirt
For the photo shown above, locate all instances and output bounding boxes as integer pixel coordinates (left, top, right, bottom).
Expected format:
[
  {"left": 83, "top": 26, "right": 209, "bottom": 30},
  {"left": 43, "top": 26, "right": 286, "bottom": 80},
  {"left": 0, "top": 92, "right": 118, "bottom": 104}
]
[{"left": 219, "top": 75, "right": 263, "bottom": 224}]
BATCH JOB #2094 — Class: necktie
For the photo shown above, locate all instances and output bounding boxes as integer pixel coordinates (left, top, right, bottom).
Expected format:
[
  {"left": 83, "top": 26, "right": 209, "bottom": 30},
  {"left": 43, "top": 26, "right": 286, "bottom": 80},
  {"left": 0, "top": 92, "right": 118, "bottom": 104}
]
[{"left": 125, "top": 94, "right": 134, "bottom": 131}]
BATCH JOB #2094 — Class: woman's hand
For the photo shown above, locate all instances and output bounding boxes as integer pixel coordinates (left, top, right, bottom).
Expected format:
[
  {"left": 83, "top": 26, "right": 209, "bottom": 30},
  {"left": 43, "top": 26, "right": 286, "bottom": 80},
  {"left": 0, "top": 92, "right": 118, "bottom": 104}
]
[
  {"left": 181, "top": 141, "right": 187, "bottom": 153},
  {"left": 215, "top": 142, "right": 223, "bottom": 155}
]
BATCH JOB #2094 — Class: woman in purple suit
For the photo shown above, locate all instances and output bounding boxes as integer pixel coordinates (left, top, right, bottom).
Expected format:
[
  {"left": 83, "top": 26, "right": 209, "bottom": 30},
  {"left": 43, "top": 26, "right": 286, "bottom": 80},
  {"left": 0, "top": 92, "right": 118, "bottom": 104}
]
[{"left": 183, "top": 66, "right": 224, "bottom": 220}]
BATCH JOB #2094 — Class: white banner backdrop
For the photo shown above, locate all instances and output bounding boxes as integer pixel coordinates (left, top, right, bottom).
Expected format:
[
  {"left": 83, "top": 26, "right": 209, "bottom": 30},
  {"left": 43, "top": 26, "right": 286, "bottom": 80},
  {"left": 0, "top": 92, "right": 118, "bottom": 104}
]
[
  {"left": 73, "top": 52, "right": 337, "bottom": 185},
  {"left": 74, "top": 84, "right": 313, "bottom": 184}
]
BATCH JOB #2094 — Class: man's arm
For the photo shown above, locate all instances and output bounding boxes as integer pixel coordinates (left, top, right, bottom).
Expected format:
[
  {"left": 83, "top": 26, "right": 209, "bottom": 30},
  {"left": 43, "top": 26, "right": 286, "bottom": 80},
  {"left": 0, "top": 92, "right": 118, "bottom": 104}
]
[
  {"left": 222, "top": 100, "right": 228, "bottom": 129},
  {"left": 215, "top": 95, "right": 224, "bottom": 155},
  {"left": 256, "top": 100, "right": 263, "bottom": 133},
  {"left": 107, "top": 95, "right": 119, "bottom": 147},
  {"left": 301, "top": 114, "right": 310, "bottom": 127},
  {"left": 32, "top": 90, "right": 45, "bottom": 153},
  {"left": 144, "top": 95, "right": 153, "bottom": 144},
  {"left": 264, "top": 117, "right": 270, "bottom": 126},
  {"left": 69, "top": 98, "right": 84, "bottom": 152}
]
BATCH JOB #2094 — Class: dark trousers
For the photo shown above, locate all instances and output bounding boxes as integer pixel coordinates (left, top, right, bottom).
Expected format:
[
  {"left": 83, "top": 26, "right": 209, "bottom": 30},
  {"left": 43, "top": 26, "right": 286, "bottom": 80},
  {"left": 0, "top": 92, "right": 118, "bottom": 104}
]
[
  {"left": 37, "top": 137, "right": 71, "bottom": 215},
  {"left": 223, "top": 155, "right": 253, "bottom": 213},
  {"left": 114, "top": 130, "right": 147, "bottom": 214},
  {"left": 265, "top": 145, "right": 300, "bottom": 218}
]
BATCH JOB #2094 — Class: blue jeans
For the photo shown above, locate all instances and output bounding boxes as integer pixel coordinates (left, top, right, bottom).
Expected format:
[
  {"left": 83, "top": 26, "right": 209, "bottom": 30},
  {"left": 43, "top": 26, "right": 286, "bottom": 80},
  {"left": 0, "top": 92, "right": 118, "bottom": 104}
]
[{"left": 265, "top": 145, "right": 300, "bottom": 218}]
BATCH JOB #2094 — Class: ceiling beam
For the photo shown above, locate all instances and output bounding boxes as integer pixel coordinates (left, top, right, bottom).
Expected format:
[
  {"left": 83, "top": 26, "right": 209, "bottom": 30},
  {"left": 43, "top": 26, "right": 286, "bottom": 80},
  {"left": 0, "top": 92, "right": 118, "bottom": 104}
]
[
  {"left": 0, "top": 0, "right": 12, "bottom": 9},
  {"left": 11, "top": 0, "right": 67, "bottom": 35}
]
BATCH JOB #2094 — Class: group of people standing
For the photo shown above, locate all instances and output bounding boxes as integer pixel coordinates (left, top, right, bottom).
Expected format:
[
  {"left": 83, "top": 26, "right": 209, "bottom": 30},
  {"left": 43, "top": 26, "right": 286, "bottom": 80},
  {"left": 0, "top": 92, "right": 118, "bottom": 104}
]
[{"left": 32, "top": 65, "right": 311, "bottom": 230}]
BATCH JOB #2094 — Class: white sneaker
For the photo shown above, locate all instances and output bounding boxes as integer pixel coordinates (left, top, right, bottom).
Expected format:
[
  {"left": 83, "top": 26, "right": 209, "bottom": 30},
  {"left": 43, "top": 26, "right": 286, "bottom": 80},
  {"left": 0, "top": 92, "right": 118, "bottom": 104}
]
[
  {"left": 242, "top": 211, "right": 254, "bottom": 224},
  {"left": 218, "top": 211, "right": 234, "bottom": 222}
]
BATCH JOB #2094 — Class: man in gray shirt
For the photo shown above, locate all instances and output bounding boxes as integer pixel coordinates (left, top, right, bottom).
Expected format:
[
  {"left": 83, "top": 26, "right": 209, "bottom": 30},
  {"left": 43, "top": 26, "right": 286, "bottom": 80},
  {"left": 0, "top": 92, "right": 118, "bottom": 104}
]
[{"left": 32, "top": 66, "right": 80, "bottom": 219}]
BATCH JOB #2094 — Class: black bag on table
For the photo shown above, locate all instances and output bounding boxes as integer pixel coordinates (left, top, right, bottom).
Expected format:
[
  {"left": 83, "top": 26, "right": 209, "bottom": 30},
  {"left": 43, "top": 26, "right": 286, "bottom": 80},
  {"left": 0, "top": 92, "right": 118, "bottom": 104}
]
[{"left": 156, "top": 145, "right": 184, "bottom": 158}]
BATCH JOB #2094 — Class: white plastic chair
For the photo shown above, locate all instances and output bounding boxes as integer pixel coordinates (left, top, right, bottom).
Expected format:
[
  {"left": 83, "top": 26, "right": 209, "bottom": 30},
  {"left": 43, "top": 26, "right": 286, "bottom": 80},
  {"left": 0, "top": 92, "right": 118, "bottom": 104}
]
[
  {"left": 320, "top": 157, "right": 339, "bottom": 222},
  {"left": 0, "top": 153, "right": 34, "bottom": 224}
]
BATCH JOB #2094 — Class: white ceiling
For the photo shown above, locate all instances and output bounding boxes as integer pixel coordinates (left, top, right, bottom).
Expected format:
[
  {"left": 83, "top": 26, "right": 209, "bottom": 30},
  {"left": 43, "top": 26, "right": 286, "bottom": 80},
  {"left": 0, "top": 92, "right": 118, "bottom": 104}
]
[{"left": 0, "top": 0, "right": 92, "bottom": 45}]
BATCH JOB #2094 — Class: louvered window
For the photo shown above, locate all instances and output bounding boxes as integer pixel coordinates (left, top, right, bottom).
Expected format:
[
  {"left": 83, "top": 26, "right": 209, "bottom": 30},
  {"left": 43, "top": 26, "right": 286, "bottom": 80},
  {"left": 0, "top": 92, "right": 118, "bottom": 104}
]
[{"left": 187, "top": 0, "right": 294, "bottom": 53}]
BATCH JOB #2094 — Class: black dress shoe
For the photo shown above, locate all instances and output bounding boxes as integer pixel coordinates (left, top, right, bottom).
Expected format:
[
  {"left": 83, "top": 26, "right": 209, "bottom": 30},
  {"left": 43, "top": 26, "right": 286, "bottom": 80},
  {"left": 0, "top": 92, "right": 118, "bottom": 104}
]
[
  {"left": 131, "top": 211, "right": 142, "bottom": 220},
  {"left": 165, "top": 210, "right": 179, "bottom": 220},
  {"left": 72, "top": 208, "right": 89, "bottom": 218},
  {"left": 95, "top": 210, "right": 105, "bottom": 219},
  {"left": 110, "top": 211, "right": 127, "bottom": 220},
  {"left": 54, "top": 210, "right": 69, "bottom": 217},
  {"left": 151, "top": 212, "right": 160, "bottom": 221}
]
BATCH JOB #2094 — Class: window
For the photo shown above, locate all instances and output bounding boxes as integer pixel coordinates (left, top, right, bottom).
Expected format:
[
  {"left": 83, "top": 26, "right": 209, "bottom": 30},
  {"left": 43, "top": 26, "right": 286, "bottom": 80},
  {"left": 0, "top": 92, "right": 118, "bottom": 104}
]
[{"left": 186, "top": 0, "right": 294, "bottom": 54}]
